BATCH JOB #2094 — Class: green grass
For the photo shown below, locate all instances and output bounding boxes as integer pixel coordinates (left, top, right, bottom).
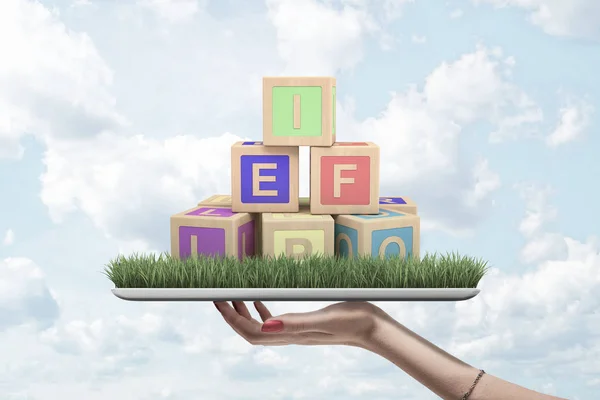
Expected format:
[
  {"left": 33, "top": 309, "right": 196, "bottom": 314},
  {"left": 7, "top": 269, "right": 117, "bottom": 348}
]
[{"left": 104, "top": 252, "right": 488, "bottom": 289}]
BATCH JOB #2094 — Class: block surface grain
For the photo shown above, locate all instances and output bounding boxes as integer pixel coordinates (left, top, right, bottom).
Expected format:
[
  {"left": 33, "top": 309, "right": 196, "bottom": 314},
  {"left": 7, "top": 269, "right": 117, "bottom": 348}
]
[
  {"left": 170, "top": 206, "right": 255, "bottom": 260},
  {"left": 334, "top": 208, "right": 420, "bottom": 259},
  {"left": 263, "top": 77, "right": 336, "bottom": 147},
  {"left": 310, "top": 142, "right": 380, "bottom": 214}
]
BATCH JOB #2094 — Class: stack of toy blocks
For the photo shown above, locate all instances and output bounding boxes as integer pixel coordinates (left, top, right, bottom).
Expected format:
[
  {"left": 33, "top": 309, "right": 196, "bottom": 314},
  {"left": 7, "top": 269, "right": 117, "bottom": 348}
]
[{"left": 170, "top": 77, "right": 420, "bottom": 261}]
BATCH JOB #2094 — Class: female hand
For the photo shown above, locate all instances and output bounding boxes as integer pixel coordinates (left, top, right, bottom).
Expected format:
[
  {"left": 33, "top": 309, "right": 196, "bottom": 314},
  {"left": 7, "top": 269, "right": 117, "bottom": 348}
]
[
  {"left": 213, "top": 301, "right": 384, "bottom": 347},
  {"left": 214, "top": 301, "right": 567, "bottom": 399}
]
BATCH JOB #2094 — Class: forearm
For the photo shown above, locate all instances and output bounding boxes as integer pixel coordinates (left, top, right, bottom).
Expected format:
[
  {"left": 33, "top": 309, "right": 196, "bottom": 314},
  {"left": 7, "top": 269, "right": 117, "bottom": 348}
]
[{"left": 358, "top": 312, "right": 566, "bottom": 400}]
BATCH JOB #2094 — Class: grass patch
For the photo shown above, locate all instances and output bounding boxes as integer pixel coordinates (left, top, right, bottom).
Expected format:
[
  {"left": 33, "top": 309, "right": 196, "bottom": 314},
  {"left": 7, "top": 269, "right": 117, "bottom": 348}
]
[{"left": 104, "top": 252, "right": 488, "bottom": 289}]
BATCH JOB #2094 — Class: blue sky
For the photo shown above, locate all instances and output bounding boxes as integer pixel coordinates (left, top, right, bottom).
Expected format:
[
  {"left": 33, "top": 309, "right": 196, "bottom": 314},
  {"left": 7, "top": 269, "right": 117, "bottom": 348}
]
[{"left": 0, "top": 0, "right": 599, "bottom": 399}]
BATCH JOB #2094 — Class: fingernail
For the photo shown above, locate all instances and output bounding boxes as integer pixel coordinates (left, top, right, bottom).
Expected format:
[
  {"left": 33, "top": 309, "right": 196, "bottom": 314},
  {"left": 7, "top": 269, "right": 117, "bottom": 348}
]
[{"left": 261, "top": 320, "right": 283, "bottom": 332}]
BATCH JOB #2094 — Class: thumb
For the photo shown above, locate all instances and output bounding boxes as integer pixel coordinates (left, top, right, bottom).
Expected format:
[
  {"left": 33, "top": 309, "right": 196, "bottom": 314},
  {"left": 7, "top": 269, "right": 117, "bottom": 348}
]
[{"left": 261, "top": 310, "right": 333, "bottom": 334}]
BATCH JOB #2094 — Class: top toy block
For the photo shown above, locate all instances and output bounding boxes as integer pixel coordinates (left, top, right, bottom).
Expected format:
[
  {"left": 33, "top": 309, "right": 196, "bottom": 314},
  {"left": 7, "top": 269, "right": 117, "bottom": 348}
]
[{"left": 263, "top": 77, "right": 336, "bottom": 147}]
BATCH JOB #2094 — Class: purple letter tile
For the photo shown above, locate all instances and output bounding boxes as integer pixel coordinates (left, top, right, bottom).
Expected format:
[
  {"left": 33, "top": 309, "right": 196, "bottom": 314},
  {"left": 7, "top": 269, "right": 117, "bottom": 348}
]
[
  {"left": 179, "top": 226, "right": 225, "bottom": 259},
  {"left": 240, "top": 155, "right": 290, "bottom": 204}
]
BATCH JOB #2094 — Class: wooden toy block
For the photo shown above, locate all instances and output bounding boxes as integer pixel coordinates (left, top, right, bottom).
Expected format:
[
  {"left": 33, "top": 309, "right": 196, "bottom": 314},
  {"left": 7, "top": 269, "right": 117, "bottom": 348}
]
[
  {"left": 263, "top": 77, "right": 336, "bottom": 147},
  {"left": 334, "top": 208, "right": 420, "bottom": 260},
  {"left": 231, "top": 141, "right": 299, "bottom": 213},
  {"left": 170, "top": 206, "right": 255, "bottom": 260},
  {"left": 198, "top": 194, "right": 232, "bottom": 207},
  {"left": 310, "top": 142, "right": 380, "bottom": 215},
  {"left": 379, "top": 196, "right": 417, "bottom": 214},
  {"left": 261, "top": 209, "right": 334, "bottom": 259}
]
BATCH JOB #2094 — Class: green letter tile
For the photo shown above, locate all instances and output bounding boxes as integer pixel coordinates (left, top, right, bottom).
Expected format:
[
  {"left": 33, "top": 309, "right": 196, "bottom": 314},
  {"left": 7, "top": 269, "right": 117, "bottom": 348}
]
[{"left": 272, "top": 86, "right": 322, "bottom": 137}]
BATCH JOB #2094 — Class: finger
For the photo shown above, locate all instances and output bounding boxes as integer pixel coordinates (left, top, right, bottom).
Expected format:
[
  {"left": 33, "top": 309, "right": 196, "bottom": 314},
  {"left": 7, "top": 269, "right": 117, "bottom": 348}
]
[
  {"left": 253, "top": 301, "right": 272, "bottom": 322},
  {"left": 216, "top": 302, "right": 261, "bottom": 342},
  {"left": 216, "top": 303, "right": 340, "bottom": 346},
  {"left": 215, "top": 301, "right": 254, "bottom": 337},
  {"left": 215, "top": 301, "right": 297, "bottom": 345},
  {"left": 232, "top": 301, "right": 253, "bottom": 320}
]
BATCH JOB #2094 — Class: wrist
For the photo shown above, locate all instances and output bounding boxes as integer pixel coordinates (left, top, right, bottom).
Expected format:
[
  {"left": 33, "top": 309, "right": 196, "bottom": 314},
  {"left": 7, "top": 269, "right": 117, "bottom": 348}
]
[
  {"left": 353, "top": 304, "right": 391, "bottom": 349},
  {"left": 356, "top": 310, "right": 482, "bottom": 399}
]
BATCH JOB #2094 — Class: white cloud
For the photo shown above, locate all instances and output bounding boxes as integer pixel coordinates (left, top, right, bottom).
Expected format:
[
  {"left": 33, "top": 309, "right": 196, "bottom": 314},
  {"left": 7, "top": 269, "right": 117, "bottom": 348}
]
[
  {"left": 515, "top": 184, "right": 569, "bottom": 264},
  {"left": 520, "top": 232, "right": 568, "bottom": 264},
  {"left": 449, "top": 185, "right": 600, "bottom": 382},
  {"left": 220, "top": 335, "right": 253, "bottom": 356},
  {"left": 266, "top": 0, "right": 377, "bottom": 74},
  {"left": 516, "top": 183, "right": 556, "bottom": 238},
  {"left": 464, "top": 158, "right": 501, "bottom": 208},
  {"left": 40, "top": 132, "right": 244, "bottom": 250},
  {"left": 0, "top": 0, "right": 125, "bottom": 160},
  {"left": 39, "top": 312, "right": 185, "bottom": 356},
  {"left": 472, "top": 0, "right": 600, "bottom": 40},
  {"left": 381, "top": 0, "right": 415, "bottom": 21},
  {"left": 454, "top": 236, "right": 600, "bottom": 360},
  {"left": 346, "top": 379, "right": 396, "bottom": 396},
  {"left": 424, "top": 45, "right": 543, "bottom": 142},
  {"left": 335, "top": 45, "right": 550, "bottom": 233},
  {"left": 0, "top": 258, "right": 59, "bottom": 331},
  {"left": 3, "top": 229, "right": 14, "bottom": 246},
  {"left": 253, "top": 348, "right": 289, "bottom": 366},
  {"left": 338, "top": 88, "right": 500, "bottom": 233},
  {"left": 266, "top": 0, "right": 418, "bottom": 71},
  {"left": 0, "top": 305, "right": 224, "bottom": 398},
  {"left": 546, "top": 96, "right": 594, "bottom": 147},
  {"left": 588, "top": 377, "right": 600, "bottom": 386}
]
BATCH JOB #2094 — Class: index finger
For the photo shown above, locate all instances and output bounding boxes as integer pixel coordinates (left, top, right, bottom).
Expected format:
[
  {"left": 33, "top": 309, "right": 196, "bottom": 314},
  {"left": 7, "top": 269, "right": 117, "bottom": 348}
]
[
  {"left": 253, "top": 301, "right": 272, "bottom": 322},
  {"left": 215, "top": 301, "right": 259, "bottom": 338}
]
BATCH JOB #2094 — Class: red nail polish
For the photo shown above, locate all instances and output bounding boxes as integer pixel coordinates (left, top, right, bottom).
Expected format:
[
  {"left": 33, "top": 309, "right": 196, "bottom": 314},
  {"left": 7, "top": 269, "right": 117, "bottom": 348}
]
[{"left": 261, "top": 320, "right": 283, "bottom": 332}]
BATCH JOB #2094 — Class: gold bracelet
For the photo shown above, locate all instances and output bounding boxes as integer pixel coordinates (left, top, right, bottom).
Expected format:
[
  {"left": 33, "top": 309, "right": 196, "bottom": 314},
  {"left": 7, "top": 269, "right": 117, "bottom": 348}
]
[{"left": 461, "top": 369, "right": 485, "bottom": 400}]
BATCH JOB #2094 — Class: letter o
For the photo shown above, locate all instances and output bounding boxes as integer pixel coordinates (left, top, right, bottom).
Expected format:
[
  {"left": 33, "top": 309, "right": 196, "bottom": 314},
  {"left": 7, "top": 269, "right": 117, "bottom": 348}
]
[
  {"left": 378, "top": 236, "right": 406, "bottom": 259},
  {"left": 335, "top": 233, "right": 353, "bottom": 257}
]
